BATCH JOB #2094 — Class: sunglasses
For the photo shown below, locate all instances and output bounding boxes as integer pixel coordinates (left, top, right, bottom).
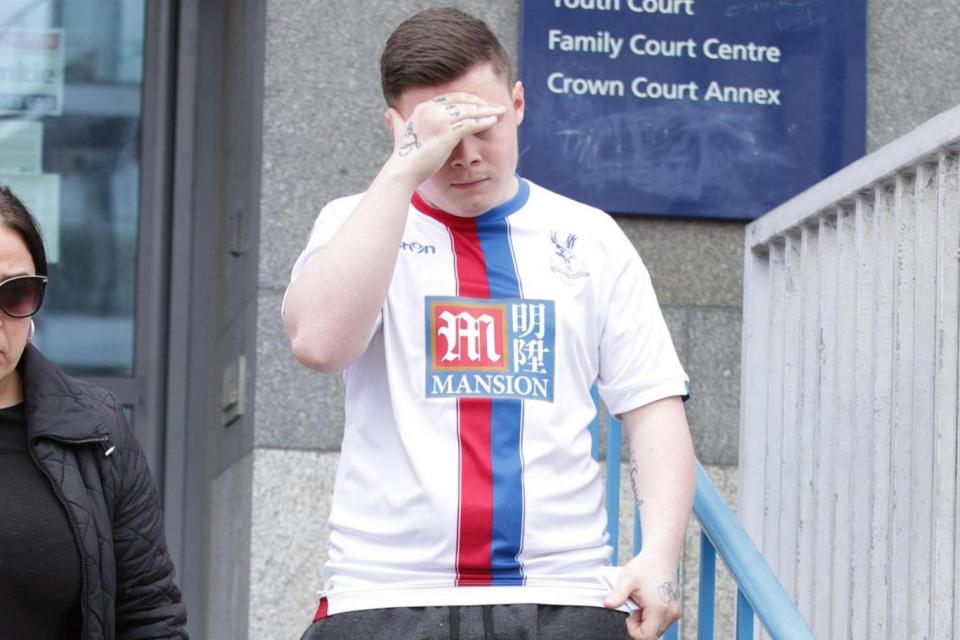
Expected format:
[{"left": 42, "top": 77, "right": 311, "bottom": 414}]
[{"left": 0, "top": 275, "right": 47, "bottom": 318}]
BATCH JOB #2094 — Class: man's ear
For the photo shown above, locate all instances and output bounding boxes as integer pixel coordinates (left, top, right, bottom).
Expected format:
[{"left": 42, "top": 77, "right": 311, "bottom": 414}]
[
  {"left": 512, "top": 81, "right": 525, "bottom": 125},
  {"left": 384, "top": 107, "right": 404, "bottom": 136}
]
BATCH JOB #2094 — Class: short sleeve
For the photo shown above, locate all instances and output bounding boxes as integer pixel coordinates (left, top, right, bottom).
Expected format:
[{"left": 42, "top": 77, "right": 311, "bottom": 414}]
[
  {"left": 596, "top": 231, "right": 689, "bottom": 417},
  {"left": 281, "top": 194, "right": 377, "bottom": 328},
  {"left": 287, "top": 196, "right": 358, "bottom": 285}
]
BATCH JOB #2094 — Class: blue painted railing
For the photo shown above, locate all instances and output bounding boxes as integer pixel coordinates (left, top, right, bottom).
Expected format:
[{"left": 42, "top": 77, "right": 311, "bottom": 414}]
[{"left": 589, "top": 398, "right": 814, "bottom": 640}]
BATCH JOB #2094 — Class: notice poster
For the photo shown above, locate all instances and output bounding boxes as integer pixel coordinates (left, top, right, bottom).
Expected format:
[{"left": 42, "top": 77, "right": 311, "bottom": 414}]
[
  {"left": 0, "top": 117, "right": 60, "bottom": 262},
  {"left": 0, "top": 28, "right": 65, "bottom": 116},
  {"left": 0, "top": 173, "right": 61, "bottom": 263},
  {"left": 519, "top": 0, "right": 866, "bottom": 220},
  {"left": 0, "top": 119, "right": 43, "bottom": 174}
]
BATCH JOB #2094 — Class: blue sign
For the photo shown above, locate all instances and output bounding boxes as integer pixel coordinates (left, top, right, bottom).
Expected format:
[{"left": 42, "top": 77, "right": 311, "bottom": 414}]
[{"left": 518, "top": 0, "right": 866, "bottom": 220}]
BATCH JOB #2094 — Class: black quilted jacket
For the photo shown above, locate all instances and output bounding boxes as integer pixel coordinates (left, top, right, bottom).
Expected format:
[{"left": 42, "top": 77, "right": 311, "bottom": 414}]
[{"left": 21, "top": 345, "right": 188, "bottom": 639}]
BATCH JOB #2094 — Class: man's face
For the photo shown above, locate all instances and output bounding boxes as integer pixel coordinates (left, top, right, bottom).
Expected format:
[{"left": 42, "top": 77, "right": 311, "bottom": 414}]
[{"left": 394, "top": 62, "right": 525, "bottom": 217}]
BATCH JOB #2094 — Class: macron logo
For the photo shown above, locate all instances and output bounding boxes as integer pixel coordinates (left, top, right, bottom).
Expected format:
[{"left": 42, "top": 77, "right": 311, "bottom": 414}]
[{"left": 400, "top": 241, "right": 436, "bottom": 255}]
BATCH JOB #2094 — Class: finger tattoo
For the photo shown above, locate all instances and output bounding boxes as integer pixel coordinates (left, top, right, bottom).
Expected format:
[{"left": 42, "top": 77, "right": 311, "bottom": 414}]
[
  {"left": 451, "top": 122, "right": 465, "bottom": 130},
  {"left": 432, "top": 95, "right": 447, "bottom": 103},
  {"left": 658, "top": 581, "right": 680, "bottom": 604},
  {"left": 398, "top": 122, "right": 421, "bottom": 157},
  {"left": 446, "top": 104, "right": 461, "bottom": 118}
]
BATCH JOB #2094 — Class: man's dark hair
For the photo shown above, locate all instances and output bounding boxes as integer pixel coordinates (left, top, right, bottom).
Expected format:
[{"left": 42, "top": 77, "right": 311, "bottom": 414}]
[
  {"left": 0, "top": 186, "right": 48, "bottom": 276},
  {"left": 380, "top": 7, "right": 514, "bottom": 106}
]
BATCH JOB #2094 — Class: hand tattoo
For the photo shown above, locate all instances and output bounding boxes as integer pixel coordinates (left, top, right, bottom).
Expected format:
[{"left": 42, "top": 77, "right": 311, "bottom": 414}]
[
  {"left": 658, "top": 581, "right": 680, "bottom": 604},
  {"left": 629, "top": 457, "right": 644, "bottom": 509},
  {"left": 398, "top": 122, "right": 421, "bottom": 156}
]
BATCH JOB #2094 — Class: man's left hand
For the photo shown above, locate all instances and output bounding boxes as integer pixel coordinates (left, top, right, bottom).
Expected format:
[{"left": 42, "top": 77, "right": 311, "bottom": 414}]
[{"left": 603, "top": 552, "right": 681, "bottom": 639}]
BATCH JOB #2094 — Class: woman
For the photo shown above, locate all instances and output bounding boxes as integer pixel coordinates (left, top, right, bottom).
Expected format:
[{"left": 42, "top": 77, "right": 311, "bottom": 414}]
[{"left": 0, "top": 186, "right": 187, "bottom": 639}]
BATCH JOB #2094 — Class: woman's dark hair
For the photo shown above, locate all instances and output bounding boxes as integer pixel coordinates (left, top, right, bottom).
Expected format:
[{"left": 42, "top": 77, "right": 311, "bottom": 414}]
[
  {"left": 380, "top": 7, "right": 514, "bottom": 106},
  {"left": 0, "top": 186, "right": 48, "bottom": 277}
]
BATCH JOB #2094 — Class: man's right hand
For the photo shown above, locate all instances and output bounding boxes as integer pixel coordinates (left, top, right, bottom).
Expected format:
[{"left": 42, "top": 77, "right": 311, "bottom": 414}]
[
  {"left": 383, "top": 92, "right": 505, "bottom": 187},
  {"left": 284, "top": 93, "right": 505, "bottom": 374}
]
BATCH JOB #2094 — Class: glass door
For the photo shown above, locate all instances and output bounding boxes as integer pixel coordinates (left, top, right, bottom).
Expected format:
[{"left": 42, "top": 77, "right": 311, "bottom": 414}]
[{"left": 0, "top": 0, "right": 172, "bottom": 477}]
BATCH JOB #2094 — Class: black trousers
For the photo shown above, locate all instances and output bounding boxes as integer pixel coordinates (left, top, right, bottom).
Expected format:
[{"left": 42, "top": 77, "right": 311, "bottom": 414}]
[{"left": 300, "top": 604, "right": 629, "bottom": 640}]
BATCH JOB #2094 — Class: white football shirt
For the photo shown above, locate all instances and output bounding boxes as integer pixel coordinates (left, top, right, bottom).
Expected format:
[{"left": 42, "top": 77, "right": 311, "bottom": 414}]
[{"left": 287, "top": 179, "right": 689, "bottom": 618}]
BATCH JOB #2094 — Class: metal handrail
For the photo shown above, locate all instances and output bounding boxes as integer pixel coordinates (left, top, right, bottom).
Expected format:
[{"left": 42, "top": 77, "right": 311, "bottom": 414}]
[{"left": 692, "top": 461, "right": 814, "bottom": 640}]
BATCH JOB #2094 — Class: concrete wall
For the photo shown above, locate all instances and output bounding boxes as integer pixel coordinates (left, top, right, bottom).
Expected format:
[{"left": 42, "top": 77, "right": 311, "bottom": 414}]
[
  {"left": 200, "top": 0, "right": 960, "bottom": 637},
  {"left": 740, "top": 105, "right": 960, "bottom": 640},
  {"left": 198, "top": 0, "right": 266, "bottom": 638}
]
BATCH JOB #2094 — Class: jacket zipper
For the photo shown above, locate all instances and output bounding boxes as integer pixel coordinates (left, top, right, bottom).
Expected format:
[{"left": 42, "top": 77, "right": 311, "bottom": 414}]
[{"left": 29, "top": 433, "right": 113, "bottom": 640}]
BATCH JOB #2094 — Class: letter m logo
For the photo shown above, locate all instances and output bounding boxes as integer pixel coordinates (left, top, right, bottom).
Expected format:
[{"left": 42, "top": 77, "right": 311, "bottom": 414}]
[{"left": 428, "top": 300, "right": 508, "bottom": 371}]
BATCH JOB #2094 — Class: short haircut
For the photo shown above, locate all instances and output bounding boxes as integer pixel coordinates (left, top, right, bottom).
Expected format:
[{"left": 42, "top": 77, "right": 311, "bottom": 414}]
[
  {"left": 380, "top": 7, "right": 513, "bottom": 106},
  {"left": 0, "top": 186, "right": 48, "bottom": 277}
]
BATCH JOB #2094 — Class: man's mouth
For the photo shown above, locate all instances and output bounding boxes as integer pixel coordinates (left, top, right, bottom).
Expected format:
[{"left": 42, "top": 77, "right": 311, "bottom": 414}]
[{"left": 450, "top": 178, "right": 488, "bottom": 189}]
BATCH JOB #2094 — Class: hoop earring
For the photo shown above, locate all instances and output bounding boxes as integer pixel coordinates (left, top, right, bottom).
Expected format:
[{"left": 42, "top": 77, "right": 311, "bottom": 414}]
[{"left": 28, "top": 319, "right": 35, "bottom": 341}]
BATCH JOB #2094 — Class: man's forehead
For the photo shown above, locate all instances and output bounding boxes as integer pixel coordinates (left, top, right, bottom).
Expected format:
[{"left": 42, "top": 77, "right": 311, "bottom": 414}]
[{"left": 392, "top": 63, "right": 513, "bottom": 106}]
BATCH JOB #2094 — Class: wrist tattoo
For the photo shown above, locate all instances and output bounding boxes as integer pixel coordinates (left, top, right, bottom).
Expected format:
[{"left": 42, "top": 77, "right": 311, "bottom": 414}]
[
  {"left": 629, "top": 457, "right": 643, "bottom": 509},
  {"left": 658, "top": 581, "right": 680, "bottom": 604},
  {"left": 398, "top": 122, "right": 421, "bottom": 157}
]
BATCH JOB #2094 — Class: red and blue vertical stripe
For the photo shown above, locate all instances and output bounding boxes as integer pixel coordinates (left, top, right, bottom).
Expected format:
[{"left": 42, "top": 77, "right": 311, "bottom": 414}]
[{"left": 413, "top": 179, "right": 530, "bottom": 586}]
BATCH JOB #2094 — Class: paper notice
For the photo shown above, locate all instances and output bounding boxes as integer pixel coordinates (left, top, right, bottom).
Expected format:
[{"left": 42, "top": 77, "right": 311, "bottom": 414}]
[
  {"left": 0, "top": 120, "right": 43, "bottom": 175},
  {"left": 0, "top": 172, "right": 61, "bottom": 263}
]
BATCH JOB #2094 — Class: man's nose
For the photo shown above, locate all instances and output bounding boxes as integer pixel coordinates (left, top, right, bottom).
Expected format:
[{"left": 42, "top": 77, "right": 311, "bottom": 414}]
[{"left": 450, "top": 137, "right": 481, "bottom": 167}]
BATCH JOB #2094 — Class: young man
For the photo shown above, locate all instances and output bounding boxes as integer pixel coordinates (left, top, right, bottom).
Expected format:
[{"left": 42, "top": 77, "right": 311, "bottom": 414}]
[{"left": 283, "top": 8, "right": 695, "bottom": 640}]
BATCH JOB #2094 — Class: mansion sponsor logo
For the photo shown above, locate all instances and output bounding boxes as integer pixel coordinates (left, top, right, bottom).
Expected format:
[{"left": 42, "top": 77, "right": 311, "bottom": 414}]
[{"left": 425, "top": 296, "right": 555, "bottom": 401}]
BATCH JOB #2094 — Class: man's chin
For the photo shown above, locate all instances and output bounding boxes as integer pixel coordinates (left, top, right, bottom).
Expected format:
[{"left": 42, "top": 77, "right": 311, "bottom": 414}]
[
  {"left": 431, "top": 194, "right": 492, "bottom": 218},
  {"left": 453, "top": 201, "right": 493, "bottom": 218}
]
